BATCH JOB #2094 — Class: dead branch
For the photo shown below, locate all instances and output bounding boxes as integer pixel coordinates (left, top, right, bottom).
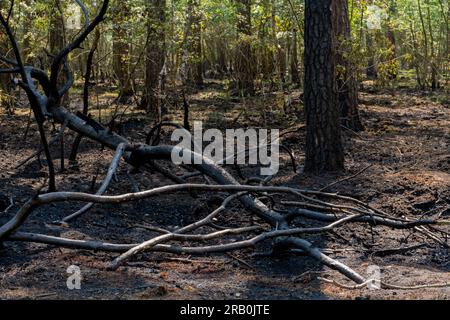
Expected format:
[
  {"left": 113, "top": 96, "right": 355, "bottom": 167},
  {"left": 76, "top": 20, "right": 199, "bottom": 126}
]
[
  {"left": 1, "top": 0, "right": 448, "bottom": 290},
  {"left": 0, "top": 183, "right": 439, "bottom": 241},
  {"left": 281, "top": 238, "right": 365, "bottom": 284},
  {"left": 319, "top": 277, "right": 450, "bottom": 290},
  {"left": 61, "top": 143, "right": 126, "bottom": 223}
]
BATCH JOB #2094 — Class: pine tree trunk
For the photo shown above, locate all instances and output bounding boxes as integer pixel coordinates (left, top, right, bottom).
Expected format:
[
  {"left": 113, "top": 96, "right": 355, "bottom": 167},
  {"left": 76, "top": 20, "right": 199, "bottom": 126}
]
[
  {"left": 217, "top": 42, "right": 228, "bottom": 77},
  {"left": 386, "top": 0, "right": 398, "bottom": 80},
  {"left": 143, "top": 0, "right": 166, "bottom": 121},
  {"left": 234, "top": 0, "right": 255, "bottom": 96},
  {"left": 0, "top": 4, "right": 12, "bottom": 113},
  {"left": 188, "top": 0, "right": 203, "bottom": 87},
  {"left": 366, "top": 29, "right": 377, "bottom": 79},
  {"left": 49, "top": 0, "right": 69, "bottom": 106},
  {"left": 22, "top": 0, "right": 33, "bottom": 63},
  {"left": 332, "top": 0, "right": 363, "bottom": 131},
  {"left": 112, "top": 1, "right": 134, "bottom": 103},
  {"left": 290, "top": 28, "right": 301, "bottom": 87},
  {"left": 304, "top": 0, "right": 344, "bottom": 174}
]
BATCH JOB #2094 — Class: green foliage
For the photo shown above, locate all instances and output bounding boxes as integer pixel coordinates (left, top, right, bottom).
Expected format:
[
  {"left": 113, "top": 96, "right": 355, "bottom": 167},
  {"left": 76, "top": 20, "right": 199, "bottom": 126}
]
[{"left": 0, "top": 0, "right": 446, "bottom": 91}]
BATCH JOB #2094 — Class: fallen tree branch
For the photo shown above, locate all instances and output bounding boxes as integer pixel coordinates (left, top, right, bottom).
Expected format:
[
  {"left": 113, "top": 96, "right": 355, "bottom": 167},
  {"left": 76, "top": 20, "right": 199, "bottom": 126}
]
[
  {"left": 320, "top": 277, "right": 450, "bottom": 290},
  {"left": 1, "top": 0, "right": 448, "bottom": 290},
  {"left": 0, "top": 183, "right": 439, "bottom": 241},
  {"left": 108, "top": 192, "right": 250, "bottom": 270},
  {"left": 61, "top": 143, "right": 126, "bottom": 223}
]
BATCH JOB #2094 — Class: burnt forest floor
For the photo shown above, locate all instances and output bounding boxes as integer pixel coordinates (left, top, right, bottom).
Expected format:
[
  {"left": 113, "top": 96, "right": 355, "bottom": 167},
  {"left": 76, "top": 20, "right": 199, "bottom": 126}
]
[{"left": 0, "top": 80, "right": 449, "bottom": 300}]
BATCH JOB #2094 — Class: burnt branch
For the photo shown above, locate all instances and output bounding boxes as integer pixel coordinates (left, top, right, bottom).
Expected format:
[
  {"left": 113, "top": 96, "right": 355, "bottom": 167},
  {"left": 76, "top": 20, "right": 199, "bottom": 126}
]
[{"left": 1, "top": 0, "right": 448, "bottom": 290}]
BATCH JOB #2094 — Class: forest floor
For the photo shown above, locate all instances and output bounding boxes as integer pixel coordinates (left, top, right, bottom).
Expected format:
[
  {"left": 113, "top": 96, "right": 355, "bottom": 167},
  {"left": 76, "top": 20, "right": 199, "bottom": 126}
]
[{"left": 0, "top": 80, "right": 449, "bottom": 300}]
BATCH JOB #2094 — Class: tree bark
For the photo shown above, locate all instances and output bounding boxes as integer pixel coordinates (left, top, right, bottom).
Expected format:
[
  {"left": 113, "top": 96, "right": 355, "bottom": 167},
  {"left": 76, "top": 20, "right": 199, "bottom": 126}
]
[
  {"left": 188, "top": 0, "right": 203, "bottom": 87},
  {"left": 234, "top": 0, "right": 255, "bottom": 96},
  {"left": 332, "top": 0, "right": 363, "bottom": 131},
  {"left": 386, "top": 0, "right": 398, "bottom": 80},
  {"left": 290, "top": 28, "right": 301, "bottom": 87},
  {"left": 304, "top": 0, "right": 344, "bottom": 174},
  {"left": 112, "top": 1, "right": 134, "bottom": 103},
  {"left": 49, "top": 0, "right": 69, "bottom": 106},
  {"left": 142, "top": 0, "right": 166, "bottom": 121},
  {"left": 0, "top": 18, "right": 12, "bottom": 112},
  {"left": 366, "top": 30, "right": 377, "bottom": 79}
]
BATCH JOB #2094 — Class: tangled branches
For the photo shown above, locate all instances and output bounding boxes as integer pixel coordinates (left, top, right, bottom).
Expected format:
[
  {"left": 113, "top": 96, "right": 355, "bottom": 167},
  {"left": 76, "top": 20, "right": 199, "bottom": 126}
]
[
  {"left": 1, "top": 161, "right": 448, "bottom": 286},
  {"left": 0, "top": 0, "right": 449, "bottom": 291}
]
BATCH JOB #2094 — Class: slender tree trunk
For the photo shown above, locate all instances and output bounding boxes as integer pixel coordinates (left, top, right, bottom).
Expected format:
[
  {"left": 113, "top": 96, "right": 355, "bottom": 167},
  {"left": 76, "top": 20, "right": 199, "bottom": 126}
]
[
  {"left": 332, "top": 0, "right": 363, "bottom": 131},
  {"left": 290, "top": 28, "right": 301, "bottom": 87},
  {"left": 234, "top": 0, "right": 255, "bottom": 96},
  {"left": 437, "top": 0, "right": 449, "bottom": 84},
  {"left": 385, "top": 0, "right": 398, "bottom": 80},
  {"left": 49, "top": 0, "right": 69, "bottom": 106},
  {"left": 188, "top": 0, "right": 203, "bottom": 87},
  {"left": 49, "top": 1, "right": 65, "bottom": 57},
  {"left": 271, "top": 0, "right": 285, "bottom": 87},
  {"left": 366, "top": 31, "right": 377, "bottom": 79},
  {"left": 142, "top": 0, "right": 166, "bottom": 121},
  {"left": 304, "top": 0, "right": 344, "bottom": 174},
  {"left": 409, "top": 18, "right": 424, "bottom": 89},
  {"left": 69, "top": 29, "right": 101, "bottom": 162},
  {"left": 426, "top": 0, "right": 438, "bottom": 90},
  {"left": 0, "top": 13, "right": 12, "bottom": 113},
  {"left": 217, "top": 41, "right": 228, "bottom": 77},
  {"left": 417, "top": 0, "right": 430, "bottom": 88},
  {"left": 22, "top": 0, "right": 33, "bottom": 64},
  {"left": 112, "top": 1, "right": 134, "bottom": 103}
]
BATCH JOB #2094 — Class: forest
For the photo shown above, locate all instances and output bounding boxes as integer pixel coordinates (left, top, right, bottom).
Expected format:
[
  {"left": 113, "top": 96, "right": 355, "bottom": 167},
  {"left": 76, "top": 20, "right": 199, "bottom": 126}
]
[{"left": 0, "top": 0, "right": 449, "bottom": 300}]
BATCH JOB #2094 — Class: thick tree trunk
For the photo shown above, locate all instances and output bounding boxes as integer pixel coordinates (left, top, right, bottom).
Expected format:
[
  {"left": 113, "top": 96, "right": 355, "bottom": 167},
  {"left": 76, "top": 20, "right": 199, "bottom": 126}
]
[
  {"left": 304, "top": 0, "right": 344, "bottom": 174},
  {"left": 332, "top": 0, "right": 363, "bottom": 131},
  {"left": 112, "top": 1, "right": 134, "bottom": 103},
  {"left": 142, "top": 0, "right": 166, "bottom": 121},
  {"left": 234, "top": 0, "right": 255, "bottom": 96}
]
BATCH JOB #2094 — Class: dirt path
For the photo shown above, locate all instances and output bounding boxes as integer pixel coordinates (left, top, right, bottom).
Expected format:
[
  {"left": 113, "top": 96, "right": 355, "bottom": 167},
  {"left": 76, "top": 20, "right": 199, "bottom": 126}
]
[{"left": 0, "top": 84, "right": 449, "bottom": 300}]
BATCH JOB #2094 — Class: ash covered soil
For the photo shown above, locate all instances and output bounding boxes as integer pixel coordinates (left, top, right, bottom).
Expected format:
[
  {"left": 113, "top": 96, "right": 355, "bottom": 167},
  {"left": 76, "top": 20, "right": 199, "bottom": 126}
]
[{"left": 0, "top": 83, "right": 449, "bottom": 300}]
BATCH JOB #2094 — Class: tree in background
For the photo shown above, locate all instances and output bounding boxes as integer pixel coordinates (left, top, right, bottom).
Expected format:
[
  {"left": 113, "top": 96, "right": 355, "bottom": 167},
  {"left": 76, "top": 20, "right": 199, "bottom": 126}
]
[
  {"left": 234, "top": 0, "right": 255, "bottom": 96},
  {"left": 332, "top": 0, "right": 364, "bottom": 132},
  {"left": 142, "top": 0, "right": 167, "bottom": 122},
  {"left": 0, "top": 2, "right": 12, "bottom": 114},
  {"left": 112, "top": 0, "right": 134, "bottom": 103},
  {"left": 304, "top": 0, "right": 344, "bottom": 173},
  {"left": 49, "top": 0, "right": 69, "bottom": 106},
  {"left": 187, "top": 0, "right": 203, "bottom": 87}
]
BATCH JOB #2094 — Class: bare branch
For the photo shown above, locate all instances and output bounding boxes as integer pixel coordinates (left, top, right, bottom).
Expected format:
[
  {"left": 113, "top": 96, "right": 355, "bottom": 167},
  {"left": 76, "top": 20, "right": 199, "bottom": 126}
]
[{"left": 62, "top": 143, "right": 126, "bottom": 222}]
